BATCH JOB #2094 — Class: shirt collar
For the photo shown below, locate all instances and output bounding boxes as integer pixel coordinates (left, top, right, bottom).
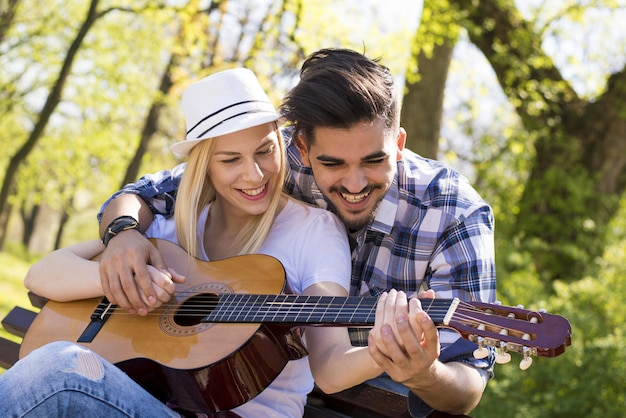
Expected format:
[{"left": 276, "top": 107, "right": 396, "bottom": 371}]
[{"left": 367, "top": 173, "right": 399, "bottom": 235}]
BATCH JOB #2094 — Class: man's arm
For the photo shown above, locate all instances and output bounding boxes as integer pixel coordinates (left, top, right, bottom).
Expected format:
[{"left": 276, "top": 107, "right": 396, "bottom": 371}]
[
  {"left": 97, "top": 165, "right": 186, "bottom": 315},
  {"left": 99, "top": 194, "right": 180, "bottom": 315},
  {"left": 97, "top": 162, "right": 186, "bottom": 225},
  {"left": 98, "top": 193, "right": 155, "bottom": 238},
  {"left": 368, "top": 292, "right": 489, "bottom": 416}
]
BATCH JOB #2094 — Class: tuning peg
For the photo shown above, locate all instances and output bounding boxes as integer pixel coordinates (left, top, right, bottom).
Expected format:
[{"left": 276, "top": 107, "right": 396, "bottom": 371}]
[
  {"left": 496, "top": 352, "right": 511, "bottom": 364},
  {"left": 473, "top": 337, "right": 489, "bottom": 359},
  {"left": 496, "top": 342, "right": 511, "bottom": 364},
  {"left": 519, "top": 347, "right": 533, "bottom": 370}
]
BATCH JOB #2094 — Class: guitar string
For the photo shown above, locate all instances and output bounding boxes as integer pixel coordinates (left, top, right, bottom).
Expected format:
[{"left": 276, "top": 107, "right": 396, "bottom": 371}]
[
  {"left": 81, "top": 296, "right": 537, "bottom": 338},
  {"left": 89, "top": 296, "right": 517, "bottom": 321}
]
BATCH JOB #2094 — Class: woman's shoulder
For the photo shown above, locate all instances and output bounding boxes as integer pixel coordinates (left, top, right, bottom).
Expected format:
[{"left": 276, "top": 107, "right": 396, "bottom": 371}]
[
  {"left": 281, "top": 197, "right": 339, "bottom": 223},
  {"left": 276, "top": 198, "right": 347, "bottom": 241}
]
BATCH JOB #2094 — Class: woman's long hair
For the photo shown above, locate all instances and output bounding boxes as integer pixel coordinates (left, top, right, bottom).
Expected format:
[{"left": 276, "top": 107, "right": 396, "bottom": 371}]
[{"left": 174, "top": 122, "right": 287, "bottom": 259}]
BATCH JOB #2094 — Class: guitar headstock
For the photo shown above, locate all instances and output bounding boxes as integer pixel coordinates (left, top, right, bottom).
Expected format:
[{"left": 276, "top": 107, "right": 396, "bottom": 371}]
[{"left": 447, "top": 301, "right": 572, "bottom": 370}]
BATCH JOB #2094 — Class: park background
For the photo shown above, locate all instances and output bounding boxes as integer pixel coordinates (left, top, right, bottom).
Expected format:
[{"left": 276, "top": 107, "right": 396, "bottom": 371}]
[{"left": 1, "top": 0, "right": 625, "bottom": 416}]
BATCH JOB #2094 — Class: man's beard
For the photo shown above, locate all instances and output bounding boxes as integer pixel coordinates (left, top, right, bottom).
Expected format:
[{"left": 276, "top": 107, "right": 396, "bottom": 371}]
[{"left": 337, "top": 196, "right": 383, "bottom": 231}]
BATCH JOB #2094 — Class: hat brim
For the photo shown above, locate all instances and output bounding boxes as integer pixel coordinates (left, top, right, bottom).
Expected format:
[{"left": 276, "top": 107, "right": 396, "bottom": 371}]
[{"left": 170, "top": 112, "right": 280, "bottom": 157}]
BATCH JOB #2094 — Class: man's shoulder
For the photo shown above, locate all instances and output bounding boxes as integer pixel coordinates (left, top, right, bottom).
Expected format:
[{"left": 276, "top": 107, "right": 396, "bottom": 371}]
[
  {"left": 397, "top": 149, "right": 485, "bottom": 209},
  {"left": 398, "top": 149, "right": 462, "bottom": 190},
  {"left": 399, "top": 149, "right": 458, "bottom": 177}
]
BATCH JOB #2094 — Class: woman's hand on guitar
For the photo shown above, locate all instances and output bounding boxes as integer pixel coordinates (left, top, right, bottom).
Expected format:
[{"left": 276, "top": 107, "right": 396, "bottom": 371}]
[
  {"left": 368, "top": 289, "right": 441, "bottom": 384},
  {"left": 99, "top": 229, "right": 185, "bottom": 315}
]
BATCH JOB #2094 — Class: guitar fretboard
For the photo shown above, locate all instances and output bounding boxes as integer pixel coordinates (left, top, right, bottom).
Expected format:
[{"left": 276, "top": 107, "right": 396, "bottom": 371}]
[{"left": 201, "top": 295, "right": 455, "bottom": 326}]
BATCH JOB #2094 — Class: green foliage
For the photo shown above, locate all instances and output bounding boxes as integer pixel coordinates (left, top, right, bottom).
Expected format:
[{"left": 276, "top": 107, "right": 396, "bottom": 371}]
[
  {"left": 1, "top": 0, "right": 421, "bottom": 252},
  {"left": 288, "top": 0, "right": 418, "bottom": 76},
  {"left": 407, "top": 0, "right": 463, "bottom": 83},
  {"left": 475, "top": 198, "right": 626, "bottom": 417},
  {"left": 1, "top": 0, "right": 180, "bottom": 248}
]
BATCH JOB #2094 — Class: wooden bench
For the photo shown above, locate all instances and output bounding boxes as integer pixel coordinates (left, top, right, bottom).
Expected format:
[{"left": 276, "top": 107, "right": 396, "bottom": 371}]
[
  {"left": 0, "top": 293, "right": 465, "bottom": 418},
  {"left": 0, "top": 292, "right": 45, "bottom": 369}
]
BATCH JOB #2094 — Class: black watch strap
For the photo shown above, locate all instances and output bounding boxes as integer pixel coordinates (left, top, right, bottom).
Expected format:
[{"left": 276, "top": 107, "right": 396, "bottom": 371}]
[{"left": 102, "top": 215, "right": 140, "bottom": 246}]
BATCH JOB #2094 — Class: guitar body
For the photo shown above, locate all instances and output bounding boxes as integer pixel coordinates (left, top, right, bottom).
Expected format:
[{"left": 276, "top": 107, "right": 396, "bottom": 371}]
[{"left": 20, "top": 239, "right": 308, "bottom": 413}]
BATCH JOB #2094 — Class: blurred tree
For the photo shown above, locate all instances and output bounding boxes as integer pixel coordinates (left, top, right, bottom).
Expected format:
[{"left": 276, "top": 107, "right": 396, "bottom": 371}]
[
  {"left": 406, "top": 0, "right": 626, "bottom": 284},
  {"left": 6, "top": 0, "right": 177, "bottom": 249},
  {"left": 404, "top": 1, "right": 626, "bottom": 415},
  {"left": 402, "top": 0, "right": 459, "bottom": 159},
  {"left": 0, "top": 0, "right": 103, "bottom": 249},
  {"left": 0, "top": 0, "right": 20, "bottom": 46}
]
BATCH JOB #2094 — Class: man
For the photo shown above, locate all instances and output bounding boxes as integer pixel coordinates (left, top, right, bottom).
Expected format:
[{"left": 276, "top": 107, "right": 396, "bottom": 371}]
[{"left": 98, "top": 48, "right": 496, "bottom": 417}]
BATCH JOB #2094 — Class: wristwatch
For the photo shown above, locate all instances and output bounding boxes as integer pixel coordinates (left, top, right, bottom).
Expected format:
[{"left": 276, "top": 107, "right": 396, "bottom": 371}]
[{"left": 102, "top": 216, "right": 140, "bottom": 246}]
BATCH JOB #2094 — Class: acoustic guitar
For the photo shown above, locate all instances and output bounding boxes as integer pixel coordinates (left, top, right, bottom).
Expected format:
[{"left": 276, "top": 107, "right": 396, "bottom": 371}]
[{"left": 20, "top": 238, "right": 572, "bottom": 414}]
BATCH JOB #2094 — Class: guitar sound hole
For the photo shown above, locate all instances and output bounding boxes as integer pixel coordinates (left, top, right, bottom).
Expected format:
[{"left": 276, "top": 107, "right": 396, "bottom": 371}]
[{"left": 174, "top": 293, "right": 219, "bottom": 327}]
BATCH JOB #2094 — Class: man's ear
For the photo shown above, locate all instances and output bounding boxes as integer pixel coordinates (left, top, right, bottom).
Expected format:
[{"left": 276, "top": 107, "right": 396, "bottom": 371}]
[
  {"left": 396, "top": 128, "right": 406, "bottom": 161},
  {"left": 295, "top": 133, "right": 311, "bottom": 167}
]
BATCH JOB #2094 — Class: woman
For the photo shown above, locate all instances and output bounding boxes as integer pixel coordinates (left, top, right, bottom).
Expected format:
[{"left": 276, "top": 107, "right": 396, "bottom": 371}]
[{"left": 5, "top": 68, "right": 391, "bottom": 418}]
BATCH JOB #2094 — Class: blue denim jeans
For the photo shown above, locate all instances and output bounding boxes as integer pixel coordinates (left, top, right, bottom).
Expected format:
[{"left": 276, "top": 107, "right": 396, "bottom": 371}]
[{"left": 0, "top": 341, "right": 180, "bottom": 417}]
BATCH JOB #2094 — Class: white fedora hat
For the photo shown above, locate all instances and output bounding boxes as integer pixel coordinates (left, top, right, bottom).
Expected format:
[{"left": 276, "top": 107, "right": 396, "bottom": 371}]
[{"left": 171, "top": 68, "right": 280, "bottom": 157}]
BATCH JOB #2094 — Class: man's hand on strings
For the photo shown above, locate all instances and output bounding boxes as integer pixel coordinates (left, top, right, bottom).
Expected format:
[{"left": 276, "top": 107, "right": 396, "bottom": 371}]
[
  {"left": 99, "top": 229, "right": 185, "bottom": 315},
  {"left": 368, "top": 289, "right": 441, "bottom": 384}
]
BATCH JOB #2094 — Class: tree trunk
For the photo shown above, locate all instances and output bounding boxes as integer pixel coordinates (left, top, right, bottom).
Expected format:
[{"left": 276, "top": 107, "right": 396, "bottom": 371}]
[
  {"left": 19, "top": 201, "right": 39, "bottom": 248},
  {"left": 0, "top": 0, "right": 20, "bottom": 46},
  {"left": 449, "top": 0, "right": 626, "bottom": 282},
  {"left": 401, "top": 42, "right": 455, "bottom": 158},
  {"left": 121, "top": 55, "right": 175, "bottom": 187},
  {"left": 54, "top": 203, "right": 72, "bottom": 250},
  {"left": 120, "top": 0, "right": 221, "bottom": 187}
]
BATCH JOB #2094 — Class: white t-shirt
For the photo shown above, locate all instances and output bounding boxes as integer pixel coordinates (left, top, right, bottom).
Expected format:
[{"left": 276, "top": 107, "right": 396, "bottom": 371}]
[{"left": 145, "top": 198, "right": 351, "bottom": 418}]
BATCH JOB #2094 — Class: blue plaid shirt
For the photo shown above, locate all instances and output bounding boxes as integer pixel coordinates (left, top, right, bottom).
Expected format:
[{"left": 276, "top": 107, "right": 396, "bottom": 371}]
[{"left": 281, "top": 131, "right": 496, "bottom": 347}]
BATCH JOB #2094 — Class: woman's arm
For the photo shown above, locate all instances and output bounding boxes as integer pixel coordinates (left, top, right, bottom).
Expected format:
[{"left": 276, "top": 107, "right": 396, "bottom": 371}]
[
  {"left": 24, "top": 240, "right": 105, "bottom": 302},
  {"left": 24, "top": 240, "right": 180, "bottom": 306}
]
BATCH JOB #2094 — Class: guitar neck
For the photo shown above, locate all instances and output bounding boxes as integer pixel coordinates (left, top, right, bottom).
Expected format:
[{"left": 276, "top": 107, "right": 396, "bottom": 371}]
[{"left": 202, "top": 294, "right": 456, "bottom": 326}]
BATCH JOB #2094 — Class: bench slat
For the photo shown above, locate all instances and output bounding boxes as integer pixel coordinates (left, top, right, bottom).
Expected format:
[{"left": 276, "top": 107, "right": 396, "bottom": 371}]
[
  {"left": 1, "top": 306, "right": 38, "bottom": 338},
  {"left": 306, "top": 384, "right": 412, "bottom": 418},
  {"left": 28, "top": 291, "right": 48, "bottom": 309},
  {"left": 0, "top": 337, "right": 20, "bottom": 370}
]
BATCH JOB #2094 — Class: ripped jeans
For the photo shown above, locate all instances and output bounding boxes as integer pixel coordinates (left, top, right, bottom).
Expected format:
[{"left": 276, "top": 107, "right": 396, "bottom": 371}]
[{"left": 0, "top": 341, "right": 180, "bottom": 418}]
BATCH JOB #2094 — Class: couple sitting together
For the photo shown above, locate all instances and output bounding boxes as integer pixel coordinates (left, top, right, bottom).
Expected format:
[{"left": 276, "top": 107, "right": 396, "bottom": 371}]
[{"left": 1, "top": 48, "right": 495, "bottom": 418}]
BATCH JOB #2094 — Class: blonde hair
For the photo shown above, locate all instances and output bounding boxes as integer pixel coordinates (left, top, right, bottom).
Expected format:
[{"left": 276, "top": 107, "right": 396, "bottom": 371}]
[{"left": 174, "top": 122, "right": 287, "bottom": 259}]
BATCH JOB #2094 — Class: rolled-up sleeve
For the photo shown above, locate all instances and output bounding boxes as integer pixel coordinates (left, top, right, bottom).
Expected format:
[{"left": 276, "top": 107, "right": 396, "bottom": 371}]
[{"left": 97, "top": 163, "right": 187, "bottom": 222}]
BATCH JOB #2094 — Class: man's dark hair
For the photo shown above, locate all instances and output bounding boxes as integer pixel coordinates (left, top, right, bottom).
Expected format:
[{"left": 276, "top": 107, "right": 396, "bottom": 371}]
[{"left": 279, "top": 48, "right": 399, "bottom": 146}]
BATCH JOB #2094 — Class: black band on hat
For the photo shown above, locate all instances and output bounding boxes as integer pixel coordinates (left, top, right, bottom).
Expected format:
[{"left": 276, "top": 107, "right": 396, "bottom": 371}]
[
  {"left": 194, "top": 109, "right": 272, "bottom": 139},
  {"left": 187, "top": 100, "right": 273, "bottom": 138}
]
